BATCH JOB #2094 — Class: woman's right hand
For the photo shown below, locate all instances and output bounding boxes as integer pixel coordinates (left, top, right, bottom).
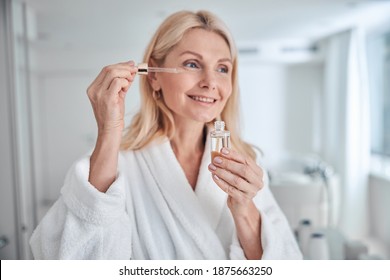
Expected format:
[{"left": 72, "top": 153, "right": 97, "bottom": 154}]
[
  {"left": 87, "top": 61, "right": 138, "bottom": 136},
  {"left": 87, "top": 61, "right": 137, "bottom": 192}
]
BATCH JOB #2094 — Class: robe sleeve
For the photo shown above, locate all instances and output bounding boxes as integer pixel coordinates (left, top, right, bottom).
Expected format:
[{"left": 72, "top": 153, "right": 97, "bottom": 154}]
[
  {"left": 256, "top": 172, "right": 303, "bottom": 259},
  {"left": 29, "top": 156, "right": 132, "bottom": 259},
  {"left": 229, "top": 182, "right": 302, "bottom": 260}
]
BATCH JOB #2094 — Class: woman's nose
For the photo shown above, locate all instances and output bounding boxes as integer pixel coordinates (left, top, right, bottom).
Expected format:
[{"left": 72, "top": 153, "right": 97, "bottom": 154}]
[{"left": 198, "top": 69, "right": 217, "bottom": 91}]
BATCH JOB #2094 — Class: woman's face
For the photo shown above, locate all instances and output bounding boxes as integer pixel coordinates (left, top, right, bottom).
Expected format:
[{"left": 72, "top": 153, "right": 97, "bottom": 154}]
[{"left": 152, "top": 28, "right": 233, "bottom": 124}]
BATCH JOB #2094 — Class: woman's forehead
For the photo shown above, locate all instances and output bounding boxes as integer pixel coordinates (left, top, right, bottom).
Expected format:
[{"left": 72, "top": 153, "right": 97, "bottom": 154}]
[{"left": 169, "top": 29, "right": 232, "bottom": 60}]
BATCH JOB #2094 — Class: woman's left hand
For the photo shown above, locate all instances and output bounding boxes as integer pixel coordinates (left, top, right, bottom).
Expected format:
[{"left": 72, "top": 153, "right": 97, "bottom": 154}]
[{"left": 208, "top": 147, "right": 264, "bottom": 217}]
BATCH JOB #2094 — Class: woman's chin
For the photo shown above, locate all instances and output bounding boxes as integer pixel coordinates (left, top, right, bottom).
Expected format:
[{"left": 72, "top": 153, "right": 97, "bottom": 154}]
[{"left": 192, "top": 114, "right": 217, "bottom": 124}]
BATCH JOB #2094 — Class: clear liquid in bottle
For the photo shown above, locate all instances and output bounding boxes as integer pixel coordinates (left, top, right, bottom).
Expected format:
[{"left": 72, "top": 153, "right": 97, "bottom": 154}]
[{"left": 210, "top": 121, "right": 230, "bottom": 161}]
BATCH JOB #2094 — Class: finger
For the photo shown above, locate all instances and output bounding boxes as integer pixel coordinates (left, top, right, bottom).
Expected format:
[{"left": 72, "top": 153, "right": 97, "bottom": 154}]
[
  {"left": 209, "top": 164, "right": 257, "bottom": 197},
  {"left": 212, "top": 155, "right": 259, "bottom": 185},
  {"left": 211, "top": 173, "right": 248, "bottom": 201},
  {"left": 119, "top": 60, "right": 135, "bottom": 67},
  {"left": 102, "top": 66, "right": 137, "bottom": 90},
  {"left": 220, "top": 147, "right": 263, "bottom": 177},
  {"left": 92, "top": 61, "right": 135, "bottom": 89},
  {"left": 88, "top": 66, "right": 134, "bottom": 97},
  {"left": 118, "top": 90, "right": 127, "bottom": 100},
  {"left": 107, "top": 77, "right": 130, "bottom": 95}
]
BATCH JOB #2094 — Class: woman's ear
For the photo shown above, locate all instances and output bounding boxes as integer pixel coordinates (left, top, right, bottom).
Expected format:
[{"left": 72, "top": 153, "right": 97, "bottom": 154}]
[
  {"left": 147, "top": 59, "right": 161, "bottom": 91},
  {"left": 148, "top": 71, "right": 161, "bottom": 91}
]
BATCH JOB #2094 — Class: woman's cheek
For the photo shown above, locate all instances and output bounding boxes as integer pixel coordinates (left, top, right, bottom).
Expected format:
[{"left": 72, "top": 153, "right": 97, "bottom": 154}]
[{"left": 223, "top": 85, "right": 233, "bottom": 100}]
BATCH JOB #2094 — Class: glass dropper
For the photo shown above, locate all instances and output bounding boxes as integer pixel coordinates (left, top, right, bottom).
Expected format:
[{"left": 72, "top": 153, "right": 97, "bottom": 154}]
[{"left": 137, "top": 63, "right": 181, "bottom": 74}]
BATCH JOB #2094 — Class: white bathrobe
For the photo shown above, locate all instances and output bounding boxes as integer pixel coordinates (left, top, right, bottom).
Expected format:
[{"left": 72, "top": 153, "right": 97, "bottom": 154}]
[{"left": 30, "top": 137, "right": 302, "bottom": 260}]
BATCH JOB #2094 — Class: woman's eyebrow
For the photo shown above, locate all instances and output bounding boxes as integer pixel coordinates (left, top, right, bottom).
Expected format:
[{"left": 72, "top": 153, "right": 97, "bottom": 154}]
[
  {"left": 179, "top": 50, "right": 232, "bottom": 64},
  {"left": 179, "top": 50, "right": 202, "bottom": 59},
  {"left": 218, "top": 58, "right": 233, "bottom": 65}
]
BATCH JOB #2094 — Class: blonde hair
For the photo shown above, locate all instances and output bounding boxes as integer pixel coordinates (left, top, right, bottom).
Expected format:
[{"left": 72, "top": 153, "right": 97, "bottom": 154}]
[{"left": 121, "top": 10, "right": 256, "bottom": 160}]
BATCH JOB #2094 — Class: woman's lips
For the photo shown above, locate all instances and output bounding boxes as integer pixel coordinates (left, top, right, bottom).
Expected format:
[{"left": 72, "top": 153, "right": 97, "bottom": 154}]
[{"left": 188, "top": 95, "right": 216, "bottom": 103}]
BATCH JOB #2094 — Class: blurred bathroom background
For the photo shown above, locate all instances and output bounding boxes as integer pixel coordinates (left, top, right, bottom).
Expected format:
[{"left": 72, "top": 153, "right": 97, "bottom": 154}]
[{"left": 1, "top": 0, "right": 389, "bottom": 259}]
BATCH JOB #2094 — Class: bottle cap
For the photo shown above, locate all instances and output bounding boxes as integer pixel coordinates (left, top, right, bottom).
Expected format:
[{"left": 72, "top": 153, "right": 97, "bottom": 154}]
[{"left": 214, "top": 121, "right": 225, "bottom": 131}]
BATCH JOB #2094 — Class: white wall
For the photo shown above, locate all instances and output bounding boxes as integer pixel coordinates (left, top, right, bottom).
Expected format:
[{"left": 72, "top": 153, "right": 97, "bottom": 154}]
[
  {"left": 238, "top": 61, "right": 323, "bottom": 169},
  {"left": 32, "top": 73, "right": 96, "bottom": 218}
]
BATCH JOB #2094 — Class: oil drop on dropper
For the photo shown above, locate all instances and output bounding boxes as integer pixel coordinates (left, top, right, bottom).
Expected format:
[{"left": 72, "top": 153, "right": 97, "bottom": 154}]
[{"left": 210, "top": 120, "right": 230, "bottom": 161}]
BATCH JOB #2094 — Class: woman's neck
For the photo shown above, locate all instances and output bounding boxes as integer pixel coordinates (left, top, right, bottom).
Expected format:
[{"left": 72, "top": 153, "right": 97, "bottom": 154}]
[
  {"left": 170, "top": 119, "right": 206, "bottom": 157},
  {"left": 170, "top": 119, "right": 207, "bottom": 190}
]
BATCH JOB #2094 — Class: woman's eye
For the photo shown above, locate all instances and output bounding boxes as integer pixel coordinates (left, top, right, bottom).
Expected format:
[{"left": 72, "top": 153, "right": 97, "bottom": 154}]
[
  {"left": 217, "top": 66, "right": 229, "bottom": 74},
  {"left": 184, "top": 61, "right": 199, "bottom": 69}
]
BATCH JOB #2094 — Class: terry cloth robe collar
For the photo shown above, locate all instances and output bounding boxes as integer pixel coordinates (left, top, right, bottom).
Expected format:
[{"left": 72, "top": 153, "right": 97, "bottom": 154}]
[{"left": 138, "top": 135, "right": 228, "bottom": 259}]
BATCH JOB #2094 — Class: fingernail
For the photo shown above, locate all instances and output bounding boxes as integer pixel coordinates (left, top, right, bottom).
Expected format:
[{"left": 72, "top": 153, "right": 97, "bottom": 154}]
[
  {"left": 221, "top": 148, "right": 229, "bottom": 155},
  {"left": 209, "top": 164, "right": 217, "bottom": 171},
  {"left": 213, "top": 174, "right": 220, "bottom": 180},
  {"left": 214, "top": 157, "right": 222, "bottom": 164}
]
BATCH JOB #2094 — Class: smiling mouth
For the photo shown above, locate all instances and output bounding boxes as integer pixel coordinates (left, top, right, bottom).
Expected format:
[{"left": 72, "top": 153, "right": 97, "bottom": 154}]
[{"left": 189, "top": 95, "right": 216, "bottom": 103}]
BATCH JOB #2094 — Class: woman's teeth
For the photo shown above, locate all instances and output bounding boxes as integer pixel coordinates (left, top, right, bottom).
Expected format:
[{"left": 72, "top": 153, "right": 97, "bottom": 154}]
[{"left": 190, "top": 96, "right": 215, "bottom": 103}]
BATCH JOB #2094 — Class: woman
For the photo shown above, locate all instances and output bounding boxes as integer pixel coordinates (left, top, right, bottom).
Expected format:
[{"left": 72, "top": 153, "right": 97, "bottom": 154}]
[{"left": 30, "top": 10, "right": 301, "bottom": 260}]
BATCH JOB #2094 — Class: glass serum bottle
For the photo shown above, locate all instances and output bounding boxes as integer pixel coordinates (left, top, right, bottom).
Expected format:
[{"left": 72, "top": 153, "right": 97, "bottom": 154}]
[{"left": 210, "top": 120, "right": 230, "bottom": 161}]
